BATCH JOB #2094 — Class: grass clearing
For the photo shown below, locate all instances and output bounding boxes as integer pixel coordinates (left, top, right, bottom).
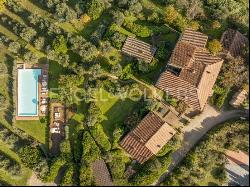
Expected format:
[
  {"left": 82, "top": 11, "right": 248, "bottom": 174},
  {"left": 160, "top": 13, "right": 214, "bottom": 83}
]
[
  {"left": 95, "top": 89, "right": 139, "bottom": 139},
  {"left": 113, "top": 24, "right": 136, "bottom": 37},
  {"left": 15, "top": 120, "right": 47, "bottom": 144},
  {"left": 20, "top": 0, "right": 76, "bottom": 33},
  {"left": 21, "top": 0, "right": 52, "bottom": 18},
  {"left": 0, "top": 25, "right": 19, "bottom": 41},
  {"left": 2, "top": 8, "right": 26, "bottom": 25},
  {"left": 80, "top": 13, "right": 110, "bottom": 38},
  {"left": 0, "top": 25, "right": 45, "bottom": 58}
]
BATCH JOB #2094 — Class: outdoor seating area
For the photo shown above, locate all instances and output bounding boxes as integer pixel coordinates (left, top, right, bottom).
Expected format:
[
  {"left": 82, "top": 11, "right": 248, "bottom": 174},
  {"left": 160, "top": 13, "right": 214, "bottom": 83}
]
[
  {"left": 50, "top": 102, "right": 66, "bottom": 135},
  {"left": 39, "top": 64, "right": 49, "bottom": 116}
]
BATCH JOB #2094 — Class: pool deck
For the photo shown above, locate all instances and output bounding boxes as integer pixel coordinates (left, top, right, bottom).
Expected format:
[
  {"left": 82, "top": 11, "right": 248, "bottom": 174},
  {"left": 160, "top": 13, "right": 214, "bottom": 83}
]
[{"left": 16, "top": 63, "right": 49, "bottom": 121}]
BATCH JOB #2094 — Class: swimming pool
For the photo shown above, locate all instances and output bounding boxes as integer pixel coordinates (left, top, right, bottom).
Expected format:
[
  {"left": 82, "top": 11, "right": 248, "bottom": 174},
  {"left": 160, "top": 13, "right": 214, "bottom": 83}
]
[{"left": 17, "top": 69, "right": 41, "bottom": 116}]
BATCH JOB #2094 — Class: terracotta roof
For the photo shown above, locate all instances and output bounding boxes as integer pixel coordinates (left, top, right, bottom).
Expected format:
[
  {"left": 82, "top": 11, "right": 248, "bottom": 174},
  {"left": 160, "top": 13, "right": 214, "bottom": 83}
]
[
  {"left": 156, "top": 71, "right": 201, "bottom": 110},
  {"left": 122, "top": 36, "right": 157, "bottom": 63},
  {"left": 120, "top": 112, "right": 176, "bottom": 163},
  {"left": 92, "top": 159, "right": 113, "bottom": 186},
  {"left": 221, "top": 29, "right": 248, "bottom": 57},
  {"left": 156, "top": 29, "right": 223, "bottom": 111},
  {"left": 226, "top": 150, "right": 249, "bottom": 166},
  {"left": 180, "top": 28, "right": 208, "bottom": 48},
  {"left": 169, "top": 42, "right": 197, "bottom": 68}
]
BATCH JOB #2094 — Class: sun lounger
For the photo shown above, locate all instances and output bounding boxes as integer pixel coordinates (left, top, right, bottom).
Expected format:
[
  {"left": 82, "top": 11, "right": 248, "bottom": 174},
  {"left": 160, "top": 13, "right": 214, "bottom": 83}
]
[
  {"left": 50, "top": 128, "right": 60, "bottom": 134},
  {"left": 41, "top": 100, "right": 47, "bottom": 104}
]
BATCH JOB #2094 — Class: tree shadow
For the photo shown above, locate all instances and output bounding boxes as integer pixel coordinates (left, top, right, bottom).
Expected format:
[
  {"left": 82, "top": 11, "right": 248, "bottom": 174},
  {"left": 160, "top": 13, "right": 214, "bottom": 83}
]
[
  {"left": 225, "top": 167, "right": 249, "bottom": 186},
  {"left": 0, "top": 180, "right": 10, "bottom": 186},
  {"left": 0, "top": 13, "right": 24, "bottom": 36},
  {"left": 101, "top": 98, "right": 138, "bottom": 140},
  {"left": 28, "top": 0, "right": 53, "bottom": 14},
  {"left": 3, "top": 54, "right": 14, "bottom": 125},
  {"left": 50, "top": 133, "right": 64, "bottom": 156},
  {"left": 54, "top": 164, "right": 68, "bottom": 185}
]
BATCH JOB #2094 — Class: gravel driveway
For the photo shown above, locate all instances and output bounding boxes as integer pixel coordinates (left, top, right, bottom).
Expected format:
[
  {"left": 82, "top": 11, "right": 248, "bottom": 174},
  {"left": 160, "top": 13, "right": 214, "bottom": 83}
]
[{"left": 156, "top": 104, "right": 246, "bottom": 185}]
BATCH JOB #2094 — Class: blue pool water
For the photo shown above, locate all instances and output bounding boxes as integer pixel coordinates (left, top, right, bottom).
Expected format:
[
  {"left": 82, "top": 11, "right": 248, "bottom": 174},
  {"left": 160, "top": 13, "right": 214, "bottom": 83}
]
[{"left": 17, "top": 69, "right": 41, "bottom": 116}]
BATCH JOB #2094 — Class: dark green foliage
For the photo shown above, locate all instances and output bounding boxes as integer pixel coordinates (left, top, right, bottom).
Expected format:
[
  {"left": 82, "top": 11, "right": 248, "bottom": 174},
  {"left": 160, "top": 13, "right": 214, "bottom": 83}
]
[
  {"left": 86, "top": 0, "right": 105, "bottom": 20},
  {"left": 111, "top": 10, "right": 125, "bottom": 26},
  {"left": 8, "top": 41, "right": 21, "bottom": 54},
  {"left": 0, "top": 124, "right": 22, "bottom": 151},
  {"left": 20, "top": 27, "right": 37, "bottom": 42},
  {"left": 112, "top": 127, "right": 123, "bottom": 149},
  {"left": 130, "top": 151, "right": 172, "bottom": 186},
  {"left": 18, "top": 146, "right": 42, "bottom": 168},
  {"left": 155, "top": 42, "right": 168, "bottom": 60},
  {"left": 44, "top": 157, "right": 66, "bottom": 182},
  {"left": 102, "top": 79, "right": 128, "bottom": 96},
  {"left": 52, "top": 35, "right": 68, "bottom": 54},
  {"left": 55, "top": 2, "right": 77, "bottom": 21},
  {"left": 82, "top": 131, "right": 101, "bottom": 164},
  {"left": 107, "top": 149, "right": 130, "bottom": 185},
  {"left": 90, "top": 24, "right": 108, "bottom": 46},
  {"left": 111, "top": 63, "right": 123, "bottom": 77},
  {"left": 79, "top": 131, "right": 102, "bottom": 185},
  {"left": 204, "top": 0, "right": 249, "bottom": 30},
  {"left": 123, "top": 21, "right": 152, "bottom": 37},
  {"left": 33, "top": 37, "right": 45, "bottom": 50},
  {"left": 212, "top": 167, "right": 227, "bottom": 182},
  {"left": 90, "top": 124, "right": 111, "bottom": 151},
  {"left": 0, "top": 93, "right": 6, "bottom": 107},
  {"left": 69, "top": 35, "right": 98, "bottom": 62},
  {"left": 210, "top": 85, "right": 230, "bottom": 110},
  {"left": 110, "top": 32, "right": 126, "bottom": 49},
  {"left": 0, "top": 151, "right": 21, "bottom": 176},
  {"left": 58, "top": 74, "right": 84, "bottom": 105},
  {"left": 120, "top": 64, "right": 133, "bottom": 80},
  {"left": 85, "top": 102, "right": 103, "bottom": 127},
  {"left": 60, "top": 163, "right": 74, "bottom": 186},
  {"left": 60, "top": 139, "right": 72, "bottom": 161},
  {"left": 157, "top": 135, "right": 182, "bottom": 157},
  {"left": 23, "top": 51, "right": 39, "bottom": 64}
]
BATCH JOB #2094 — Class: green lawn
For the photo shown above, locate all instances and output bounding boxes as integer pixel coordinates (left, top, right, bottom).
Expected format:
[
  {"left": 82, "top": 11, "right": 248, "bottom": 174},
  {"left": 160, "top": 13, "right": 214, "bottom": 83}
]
[
  {"left": 95, "top": 89, "right": 139, "bottom": 139},
  {"left": 80, "top": 12, "right": 111, "bottom": 38},
  {"left": 15, "top": 119, "right": 47, "bottom": 144},
  {"left": 103, "top": 49, "right": 124, "bottom": 66},
  {"left": 113, "top": 24, "right": 136, "bottom": 37}
]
